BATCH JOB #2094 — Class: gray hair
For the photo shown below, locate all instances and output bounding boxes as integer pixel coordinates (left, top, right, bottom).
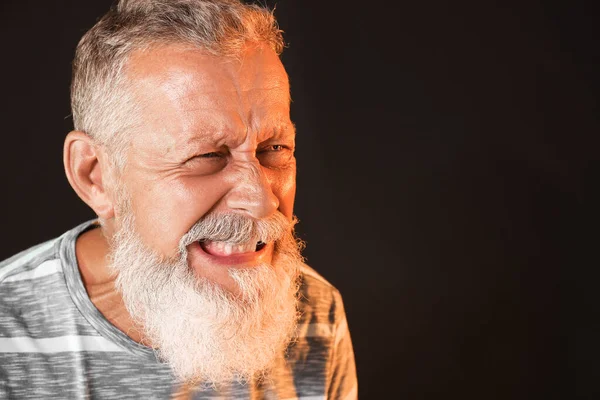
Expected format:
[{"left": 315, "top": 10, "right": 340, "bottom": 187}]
[{"left": 71, "top": 0, "right": 284, "bottom": 170}]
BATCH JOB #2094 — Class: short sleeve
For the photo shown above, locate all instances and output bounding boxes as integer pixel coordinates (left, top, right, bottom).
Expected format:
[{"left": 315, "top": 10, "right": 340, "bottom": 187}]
[{"left": 327, "top": 290, "right": 358, "bottom": 399}]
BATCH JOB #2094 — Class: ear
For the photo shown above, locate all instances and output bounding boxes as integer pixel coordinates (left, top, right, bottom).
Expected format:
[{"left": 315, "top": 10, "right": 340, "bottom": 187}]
[{"left": 63, "top": 131, "right": 115, "bottom": 221}]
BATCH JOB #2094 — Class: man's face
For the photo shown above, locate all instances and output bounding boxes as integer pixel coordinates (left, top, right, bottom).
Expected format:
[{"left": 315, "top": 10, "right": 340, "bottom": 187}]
[
  {"left": 114, "top": 43, "right": 297, "bottom": 291},
  {"left": 101, "top": 44, "right": 302, "bottom": 384}
]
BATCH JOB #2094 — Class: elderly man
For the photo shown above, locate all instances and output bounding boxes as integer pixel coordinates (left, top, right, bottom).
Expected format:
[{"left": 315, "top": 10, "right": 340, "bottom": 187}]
[{"left": 0, "top": 0, "right": 357, "bottom": 398}]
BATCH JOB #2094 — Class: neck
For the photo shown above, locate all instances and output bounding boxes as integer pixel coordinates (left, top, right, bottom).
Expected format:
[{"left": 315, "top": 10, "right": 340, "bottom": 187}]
[{"left": 75, "top": 226, "right": 146, "bottom": 344}]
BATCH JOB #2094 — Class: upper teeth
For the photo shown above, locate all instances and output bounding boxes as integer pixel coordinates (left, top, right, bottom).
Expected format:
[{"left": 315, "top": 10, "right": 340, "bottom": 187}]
[{"left": 206, "top": 241, "right": 258, "bottom": 255}]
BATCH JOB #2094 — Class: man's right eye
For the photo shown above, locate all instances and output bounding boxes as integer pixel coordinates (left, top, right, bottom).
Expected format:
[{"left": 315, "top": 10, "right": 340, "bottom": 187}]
[
  {"left": 184, "top": 152, "right": 227, "bottom": 175},
  {"left": 198, "top": 152, "right": 223, "bottom": 159}
]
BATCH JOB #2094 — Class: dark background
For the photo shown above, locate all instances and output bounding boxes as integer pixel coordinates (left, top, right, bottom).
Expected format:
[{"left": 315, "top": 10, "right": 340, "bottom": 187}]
[{"left": 0, "top": 0, "right": 597, "bottom": 398}]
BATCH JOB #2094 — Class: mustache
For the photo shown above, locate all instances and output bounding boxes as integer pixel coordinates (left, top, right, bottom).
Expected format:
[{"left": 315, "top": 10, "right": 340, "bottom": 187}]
[{"left": 179, "top": 212, "right": 295, "bottom": 248}]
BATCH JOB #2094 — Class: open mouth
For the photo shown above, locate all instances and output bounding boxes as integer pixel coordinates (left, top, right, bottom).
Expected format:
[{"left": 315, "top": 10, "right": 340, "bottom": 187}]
[{"left": 199, "top": 240, "right": 267, "bottom": 257}]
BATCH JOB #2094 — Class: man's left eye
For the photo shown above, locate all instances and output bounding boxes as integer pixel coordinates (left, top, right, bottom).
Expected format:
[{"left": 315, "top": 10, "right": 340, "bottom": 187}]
[
  {"left": 257, "top": 144, "right": 293, "bottom": 168},
  {"left": 258, "top": 145, "right": 287, "bottom": 154}
]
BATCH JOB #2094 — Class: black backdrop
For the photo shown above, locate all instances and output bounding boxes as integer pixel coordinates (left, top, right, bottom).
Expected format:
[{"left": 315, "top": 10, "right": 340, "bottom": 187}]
[{"left": 0, "top": 1, "right": 597, "bottom": 399}]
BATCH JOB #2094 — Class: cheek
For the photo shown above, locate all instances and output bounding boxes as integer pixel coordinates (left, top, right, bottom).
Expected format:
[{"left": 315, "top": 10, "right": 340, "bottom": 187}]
[
  {"left": 269, "top": 165, "right": 296, "bottom": 220},
  {"left": 128, "top": 176, "right": 228, "bottom": 256}
]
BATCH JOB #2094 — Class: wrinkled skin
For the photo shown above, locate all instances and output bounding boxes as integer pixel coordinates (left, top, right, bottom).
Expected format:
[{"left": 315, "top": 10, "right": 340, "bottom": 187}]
[
  {"left": 67, "top": 42, "right": 297, "bottom": 339},
  {"left": 115, "top": 43, "right": 297, "bottom": 291}
]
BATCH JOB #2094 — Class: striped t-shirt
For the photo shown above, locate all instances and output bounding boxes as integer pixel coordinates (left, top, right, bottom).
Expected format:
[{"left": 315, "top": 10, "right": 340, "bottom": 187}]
[{"left": 0, "top": 221, "right": 357, "bottom": 399}]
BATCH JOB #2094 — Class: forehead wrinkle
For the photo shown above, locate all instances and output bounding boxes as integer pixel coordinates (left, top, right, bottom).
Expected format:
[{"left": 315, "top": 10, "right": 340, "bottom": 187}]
[
  {"left": 261, "top": 123, "right": 296, "bottom": 141},
  {"left": 127, "top": 45, "right": 291, "bottom": 157}
]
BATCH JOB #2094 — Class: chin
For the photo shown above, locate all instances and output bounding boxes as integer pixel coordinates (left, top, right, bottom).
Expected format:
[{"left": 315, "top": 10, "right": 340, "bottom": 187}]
[
  {"left": 126, "top": 261, "right": 300, "bottom": 384},
  {"left": 109, "top": 210, "right": 304, "bottom": 384}
]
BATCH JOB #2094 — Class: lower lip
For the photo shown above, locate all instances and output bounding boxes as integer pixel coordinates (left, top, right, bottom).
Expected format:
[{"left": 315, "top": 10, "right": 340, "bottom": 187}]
[{"left": 186, "top": 241, "right": 270, "bottom": 269}]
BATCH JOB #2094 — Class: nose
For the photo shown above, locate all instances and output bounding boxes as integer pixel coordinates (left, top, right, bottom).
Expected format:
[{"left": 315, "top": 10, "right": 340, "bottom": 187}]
[{"left": 225, "top": 161, "right": 279, "bottom": 219}]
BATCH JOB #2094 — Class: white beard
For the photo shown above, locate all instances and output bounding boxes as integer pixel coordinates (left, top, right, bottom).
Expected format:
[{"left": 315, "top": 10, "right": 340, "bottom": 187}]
[{"left": 107, "top": 209, "right": 303, "bottom": 385}]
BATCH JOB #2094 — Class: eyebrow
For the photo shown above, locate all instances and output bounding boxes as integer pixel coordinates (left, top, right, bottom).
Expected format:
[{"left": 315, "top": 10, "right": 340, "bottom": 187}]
[
  {"left": 170, "top": 120, "right": 296, "bottom": 152},
  {"left": 162, "top": 131, "right": 220, "bottom": 159},
  {"left": 256, "top": 122, "right": 296, "bottom": 142}
]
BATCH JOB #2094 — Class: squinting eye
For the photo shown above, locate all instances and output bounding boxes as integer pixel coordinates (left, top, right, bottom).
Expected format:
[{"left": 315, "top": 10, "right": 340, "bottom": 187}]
[
  {"left": 257, "top": 144, "right": 294, "bottom": 168},
  {"left": 184, "top": 151, "right": 227, "bottom": 176},
  {"left": 199, "top": 152, "right": 223, "bottom": 158}
]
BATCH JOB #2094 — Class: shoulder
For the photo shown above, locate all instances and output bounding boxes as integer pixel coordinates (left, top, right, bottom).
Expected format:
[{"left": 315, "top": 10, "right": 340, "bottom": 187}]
[
  {"left": 0, "top": 238, "right": 61, "bottom": 285},
  {"left": 287, "top": 264, "right": 356, "bottom": 392},
  {"left": 0, "top": 220, "right": 97, "bottom": 286},
  {"left": 295, "top": 269, "right": 358, "bottom": 400},
  {"left": 296, "top": 263, "right": 347, "bottom": 330},
  {"left": 298, "top": 262, "right": 342, "bottom": 303}
]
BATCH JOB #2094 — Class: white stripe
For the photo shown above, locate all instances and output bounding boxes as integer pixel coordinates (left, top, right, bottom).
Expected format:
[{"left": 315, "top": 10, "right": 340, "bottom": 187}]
[
  {"left": 0, "top": 335, "right": 126, "bottom": 353},
  {"left": 0, "top": 240, "right": 56, "bottom": 282},
  {"left": 296, "top": 323, "right": 334, "bottom": 338},
  {"left": 3, "top": 259, "right": 62, "bottom": 282},
  {"left": 335, "top": 317, "right": 349, "bottom": 346},
  {"left": 282, "top": 397, "right": 325, "bottom": 400},
  {"left": 342, "top": 384, "right": 358, "bottom": 400}
]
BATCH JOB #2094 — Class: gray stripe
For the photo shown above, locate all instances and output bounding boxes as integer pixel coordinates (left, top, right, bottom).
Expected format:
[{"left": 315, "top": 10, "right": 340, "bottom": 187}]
[
  {"left": 0, "top": 352, "right": 173, "bottom": 399},
  {"left": 0, "top": 272, "right": 100, "bottom": 339}
]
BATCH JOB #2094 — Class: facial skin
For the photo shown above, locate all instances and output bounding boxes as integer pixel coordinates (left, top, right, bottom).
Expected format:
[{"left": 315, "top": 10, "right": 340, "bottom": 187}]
[
  {"left": 64, "top": 43, "right": 301, "bottom": 385},
  {"left": 107, "top": 196, "right": 302, "bottom": 384},
  {"left": 112, "top": 43, "right": 297, "bottom": 292}
]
